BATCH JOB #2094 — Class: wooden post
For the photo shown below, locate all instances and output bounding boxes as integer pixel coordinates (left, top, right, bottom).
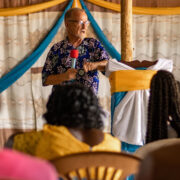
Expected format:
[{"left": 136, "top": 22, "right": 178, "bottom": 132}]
[{"left": 121, "top": 0, "right": 133, "bottom": 62}]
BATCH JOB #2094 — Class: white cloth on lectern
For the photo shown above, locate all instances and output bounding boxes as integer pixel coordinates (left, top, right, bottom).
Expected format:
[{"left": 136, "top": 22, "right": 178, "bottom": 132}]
[{"left": 106, "top": 58, "right": 173, "bottom": 145}]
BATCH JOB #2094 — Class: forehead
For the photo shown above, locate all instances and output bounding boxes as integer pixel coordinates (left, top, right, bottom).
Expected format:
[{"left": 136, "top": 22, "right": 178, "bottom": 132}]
[{"left": 69, "top": 10, "right": 87, "bottom": 20}]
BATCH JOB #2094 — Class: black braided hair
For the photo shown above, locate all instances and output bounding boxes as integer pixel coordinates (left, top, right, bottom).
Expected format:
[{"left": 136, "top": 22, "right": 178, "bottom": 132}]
[
  {"left": 43, "top": 83, "right": 104, "bottom": 130},
  {"left": 146, "top": 70, "right": 180, "bottom": 143},
  {"left": 177, "top": 81, "right": 180, "bottom": 91}
]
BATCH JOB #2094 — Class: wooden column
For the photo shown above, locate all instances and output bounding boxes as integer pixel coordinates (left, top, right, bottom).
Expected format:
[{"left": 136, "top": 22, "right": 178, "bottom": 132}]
[{"left": 121, "top": 0, "right": 133, "bottom": 62}]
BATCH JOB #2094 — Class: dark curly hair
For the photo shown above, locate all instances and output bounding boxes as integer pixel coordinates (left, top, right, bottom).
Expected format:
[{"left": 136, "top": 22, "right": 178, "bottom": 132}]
[
  {"left": 43, "top": 83, "right": 104, "bottom": 129},
  {"left": 146, "top": 70, "right": 180, "bottom": 143}
]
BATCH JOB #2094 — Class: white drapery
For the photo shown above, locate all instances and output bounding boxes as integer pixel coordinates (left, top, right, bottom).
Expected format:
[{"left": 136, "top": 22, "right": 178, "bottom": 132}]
[{"left": 106, "top": 58, "right": 173, "bottom": 145}]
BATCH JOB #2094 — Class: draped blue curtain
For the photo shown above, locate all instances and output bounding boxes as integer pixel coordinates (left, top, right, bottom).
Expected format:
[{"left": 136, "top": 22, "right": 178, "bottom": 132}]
[
  {"left": 0, "top": 0, "right": 121, "bottom": 93},
  {"left": 80, "top": 0, "right": 121, "bottom": 61},
  {"left": 0, "top": 0, "right": 73, "bottom": 93}
]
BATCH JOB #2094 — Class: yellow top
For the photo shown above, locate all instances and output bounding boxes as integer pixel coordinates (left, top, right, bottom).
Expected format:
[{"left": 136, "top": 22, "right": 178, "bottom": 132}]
[
  {"left": 13, "top": 125, "right": 121, "bottom": 179},
  {"left": 13, "top": 124, "right": 121, "bottom": 160},
  {"left": 109, "top": 70, "right": 157, "bottom": 94}
]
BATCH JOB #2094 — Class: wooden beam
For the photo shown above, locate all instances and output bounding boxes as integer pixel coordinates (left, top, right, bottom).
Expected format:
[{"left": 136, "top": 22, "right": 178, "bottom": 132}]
[{"left": 121, "top": 0, "right": 133, "bottom": 62}]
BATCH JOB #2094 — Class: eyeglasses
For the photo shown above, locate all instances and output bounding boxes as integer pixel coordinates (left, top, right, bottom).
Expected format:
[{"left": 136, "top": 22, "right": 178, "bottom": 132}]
[{"left": 68, "top": 20, "right": 90, "bottom": 26}]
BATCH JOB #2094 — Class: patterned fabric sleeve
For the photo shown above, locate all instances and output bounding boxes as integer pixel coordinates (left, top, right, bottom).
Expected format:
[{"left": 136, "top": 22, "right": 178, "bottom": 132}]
[
  {"left": 94, "top": 39, "right": 110, "bottom": 62},
  {"left": 93, "top": 39, "right": 110, "bottom": 74},
  {"left": 42, "top": 44, "right": 61, "bottom": 86}
]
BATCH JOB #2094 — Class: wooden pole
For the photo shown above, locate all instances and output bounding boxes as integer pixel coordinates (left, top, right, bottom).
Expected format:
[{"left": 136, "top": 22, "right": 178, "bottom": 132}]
[{"left": 121, "top": 0, "right": 133, "bottom": 62}]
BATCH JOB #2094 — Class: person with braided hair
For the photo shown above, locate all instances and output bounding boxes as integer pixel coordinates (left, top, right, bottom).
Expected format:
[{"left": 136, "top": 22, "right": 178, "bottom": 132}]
[
  {"left": 8, "top": 83, "right": 121, "bottom": 160},
  {"left": 146, "top": 70, "right": 180, "bottom": 144}
]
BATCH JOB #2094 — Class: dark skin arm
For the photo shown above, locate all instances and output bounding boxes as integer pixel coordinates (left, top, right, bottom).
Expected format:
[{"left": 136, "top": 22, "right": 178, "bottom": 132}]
[{"left": 4, "top": 132, "right": 23, "bottom": 149}]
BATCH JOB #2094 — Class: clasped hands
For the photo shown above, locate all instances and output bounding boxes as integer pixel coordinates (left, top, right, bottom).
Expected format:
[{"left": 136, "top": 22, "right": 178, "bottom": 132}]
[{"left": 65, "top": 62, "right": 98, "bottom": 80}]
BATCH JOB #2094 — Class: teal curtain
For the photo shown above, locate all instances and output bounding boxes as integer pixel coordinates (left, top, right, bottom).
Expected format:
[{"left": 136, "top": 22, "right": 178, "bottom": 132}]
[{"left": 0, "top": 0, "right": 73, "bottom": 93}]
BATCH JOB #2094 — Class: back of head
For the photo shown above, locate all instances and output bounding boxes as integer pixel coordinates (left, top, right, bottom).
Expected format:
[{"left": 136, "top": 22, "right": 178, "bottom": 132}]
[
  {"left": 137, "top": 144, "right": 180, "bottom": 180},
  {"left": 44, "top": 83, "right": 104, "bottom": 129},
  {"left": 146, "top": 70, "right": 180, "bottom": 143}
]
